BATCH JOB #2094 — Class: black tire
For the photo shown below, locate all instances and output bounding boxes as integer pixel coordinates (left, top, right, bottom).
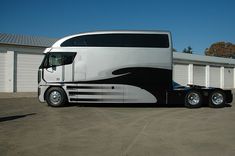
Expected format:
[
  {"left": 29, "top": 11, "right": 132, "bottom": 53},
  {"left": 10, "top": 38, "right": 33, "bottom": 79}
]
[
  {"left": 184, "top": 90, "right": 202, "bottom": 108},
  {"left": 209, "top": 90, "right": 226, "bottom": 108},
  {"left": 45, "top": 87, "right": 67, "bottom": 107}
]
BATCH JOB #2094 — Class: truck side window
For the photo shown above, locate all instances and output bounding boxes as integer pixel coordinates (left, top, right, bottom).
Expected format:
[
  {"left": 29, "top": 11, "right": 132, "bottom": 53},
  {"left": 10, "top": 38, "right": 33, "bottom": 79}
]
[
  {"left": 48, "top": 52, "right": 76, "bottom": 67},
  {"left": 61, "top": 36, "right": 86, "bottom": 47},
  {"left": 60, "top": 34, "right": 169, "bottom": 48}
]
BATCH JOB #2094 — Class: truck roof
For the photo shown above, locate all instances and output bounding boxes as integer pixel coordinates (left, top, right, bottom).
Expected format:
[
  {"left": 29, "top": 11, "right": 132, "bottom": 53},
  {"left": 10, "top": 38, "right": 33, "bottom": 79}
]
[{"left": 52, "top": 30, "right": 171, "bottom": 47}]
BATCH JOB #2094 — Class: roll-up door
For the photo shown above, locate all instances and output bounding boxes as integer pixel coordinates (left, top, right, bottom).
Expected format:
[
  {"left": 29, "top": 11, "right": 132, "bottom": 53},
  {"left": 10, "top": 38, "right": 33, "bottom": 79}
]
[
  {"left": 224, "top": 67, "right": 233, "bottom": 89},
  {"left": 193, "top": 65, "right": 206, "bottom": 86},
  {"left": 16, "top": 53, "right": 44, "bottom": 92},
  {"left": 173, "top": 64, "right": 188, "bottom": 86},
  {"left": 209, "top": 66, "right": 220, "bottom": 88},
  {"left": 0, "top": 52, "right": 6, "bottom": 92}
]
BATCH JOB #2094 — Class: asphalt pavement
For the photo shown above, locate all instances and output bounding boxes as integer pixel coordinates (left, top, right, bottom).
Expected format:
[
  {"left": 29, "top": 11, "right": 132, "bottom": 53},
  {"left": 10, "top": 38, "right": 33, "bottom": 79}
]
[{"left": 0, "top": 97, "right": 235, "bottom": 156}]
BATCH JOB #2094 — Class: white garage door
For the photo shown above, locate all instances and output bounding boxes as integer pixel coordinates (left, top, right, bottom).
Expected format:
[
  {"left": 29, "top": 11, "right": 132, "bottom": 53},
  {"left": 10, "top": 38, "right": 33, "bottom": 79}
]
[
  {"left": 173, "top": 64, "right": 188, "bottom": 86},
  {"left": 210, "top": 66, "right": 220, "bottom": 88},
  {"left": 224, "top": 68, "right": 234, "bottom": 89},
  {"left": 193, "top": 65, "right": 206, "bottom": 86},
  {"left": 16, "top": 53, "right": 44, "bottom": 92},
  {"left": 0, "top": 52, "right": 6, "bottom": 92}
]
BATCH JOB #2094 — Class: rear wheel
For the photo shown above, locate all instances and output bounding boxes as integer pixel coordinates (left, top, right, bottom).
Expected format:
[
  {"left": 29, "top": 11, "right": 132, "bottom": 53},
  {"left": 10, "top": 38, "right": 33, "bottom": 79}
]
[
  {"left": 45, "top": 87, "right": 67, "bottom": 107},
  {"left": 209, "top": 90, "right": 226, "bottom": 108},
  {"left": 185, "top": 90, "right": 202, "bottom": 108}
]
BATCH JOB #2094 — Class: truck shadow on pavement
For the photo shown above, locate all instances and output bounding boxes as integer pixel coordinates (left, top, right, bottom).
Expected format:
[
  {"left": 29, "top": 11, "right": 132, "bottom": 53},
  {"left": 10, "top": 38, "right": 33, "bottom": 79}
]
[
  {"left": 0, "top": 113, "right": 36, "bottom": 123},
  {"left": 67, "top": 103, "right": 232, "bottom": 108}
]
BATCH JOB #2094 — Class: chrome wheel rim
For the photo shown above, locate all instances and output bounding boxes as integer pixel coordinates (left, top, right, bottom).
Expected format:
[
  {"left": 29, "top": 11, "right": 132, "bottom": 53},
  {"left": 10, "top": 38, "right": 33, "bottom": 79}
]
[
  {"left": 187, "top": 93, "right": 200, "bottom": 105},
  {"left": 49, "top": 91, "right": 61, "bottom": 105},
  {"left": 211, "top": 93, "right": 224, "bottom": 105}
]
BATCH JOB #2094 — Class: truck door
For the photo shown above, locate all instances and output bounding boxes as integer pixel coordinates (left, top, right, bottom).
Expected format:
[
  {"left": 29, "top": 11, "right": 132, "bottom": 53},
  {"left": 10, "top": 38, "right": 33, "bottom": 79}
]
[{"left": 43, "top": 52, "right": 76, "bottom": 82}]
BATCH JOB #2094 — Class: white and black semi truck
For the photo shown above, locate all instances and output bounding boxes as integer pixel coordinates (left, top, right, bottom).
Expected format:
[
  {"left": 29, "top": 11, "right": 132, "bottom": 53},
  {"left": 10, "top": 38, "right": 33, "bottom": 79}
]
[{"left": 38, "top": 31, "right": 233, "bottom": 108}]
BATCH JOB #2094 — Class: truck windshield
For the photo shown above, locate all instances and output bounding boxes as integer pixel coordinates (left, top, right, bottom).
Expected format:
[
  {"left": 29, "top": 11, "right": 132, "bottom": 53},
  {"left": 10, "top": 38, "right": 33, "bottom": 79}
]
[
  {"left": 39, "top": 53, "right": 48, "bottom": 69},
  {"left": 39, "top": 52, "right": 76, "bottom": 69}
]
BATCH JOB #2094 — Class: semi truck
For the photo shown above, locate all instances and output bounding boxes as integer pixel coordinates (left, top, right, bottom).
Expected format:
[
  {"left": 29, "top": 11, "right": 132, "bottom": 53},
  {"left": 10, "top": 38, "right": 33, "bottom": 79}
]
[{"left": 38, "top": 30, "right": 233, "bottom": 108}]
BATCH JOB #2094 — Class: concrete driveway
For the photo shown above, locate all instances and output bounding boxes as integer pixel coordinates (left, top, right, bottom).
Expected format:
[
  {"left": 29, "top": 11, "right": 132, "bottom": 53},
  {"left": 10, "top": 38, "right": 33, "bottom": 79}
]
[{"left": 0, "top": 97, "right": 235, "bottom": 156}]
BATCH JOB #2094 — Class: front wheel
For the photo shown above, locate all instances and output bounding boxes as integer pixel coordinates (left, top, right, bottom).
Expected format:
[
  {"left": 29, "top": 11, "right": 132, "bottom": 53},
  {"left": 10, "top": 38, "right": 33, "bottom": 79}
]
[
  {"left": 209, "top": 90, "right": 226, "bottom": 108},
  {"left": 45, "top": 87, "right": 68, "bottom": 107},
  {"left": 185, "top": 90, "right": 202, "bottom": 108}
]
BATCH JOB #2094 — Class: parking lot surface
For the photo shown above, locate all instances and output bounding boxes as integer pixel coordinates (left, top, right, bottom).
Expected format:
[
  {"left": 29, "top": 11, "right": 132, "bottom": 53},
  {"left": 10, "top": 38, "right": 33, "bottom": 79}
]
[{"left": 1, "top": 98, "right": 235, "bottom": 156}]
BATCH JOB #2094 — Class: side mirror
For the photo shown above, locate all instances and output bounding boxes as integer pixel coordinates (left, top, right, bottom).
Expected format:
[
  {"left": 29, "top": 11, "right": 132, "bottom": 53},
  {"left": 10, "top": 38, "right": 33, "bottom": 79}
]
[
  {"left": 52, "top": 65, "right": 57, "bottom": 71},
  {"left": 46, "top": 65, "right": 56, "bottom": 72}
]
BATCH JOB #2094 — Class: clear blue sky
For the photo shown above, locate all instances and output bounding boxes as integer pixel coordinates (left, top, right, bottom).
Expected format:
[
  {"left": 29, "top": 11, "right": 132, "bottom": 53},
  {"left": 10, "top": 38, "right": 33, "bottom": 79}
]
[{"left": 1, "top": 0, "right": 235, "bottom": 54}]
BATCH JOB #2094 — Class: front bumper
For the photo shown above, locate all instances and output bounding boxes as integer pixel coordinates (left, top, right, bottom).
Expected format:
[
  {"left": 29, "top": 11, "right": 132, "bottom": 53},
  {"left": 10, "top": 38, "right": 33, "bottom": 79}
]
[{"left": 38, "top": 85, "right": 49, "bottom": 103}]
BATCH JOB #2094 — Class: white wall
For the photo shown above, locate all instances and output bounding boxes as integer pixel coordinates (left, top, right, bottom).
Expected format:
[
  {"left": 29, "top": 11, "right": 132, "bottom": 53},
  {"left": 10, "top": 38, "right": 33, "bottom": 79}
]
[
  {"left": 0, "top": 45, "right": 45, "bottom": 92},
  {"left": 173, "top": 63, "right": 235, "bottom": 89}
]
